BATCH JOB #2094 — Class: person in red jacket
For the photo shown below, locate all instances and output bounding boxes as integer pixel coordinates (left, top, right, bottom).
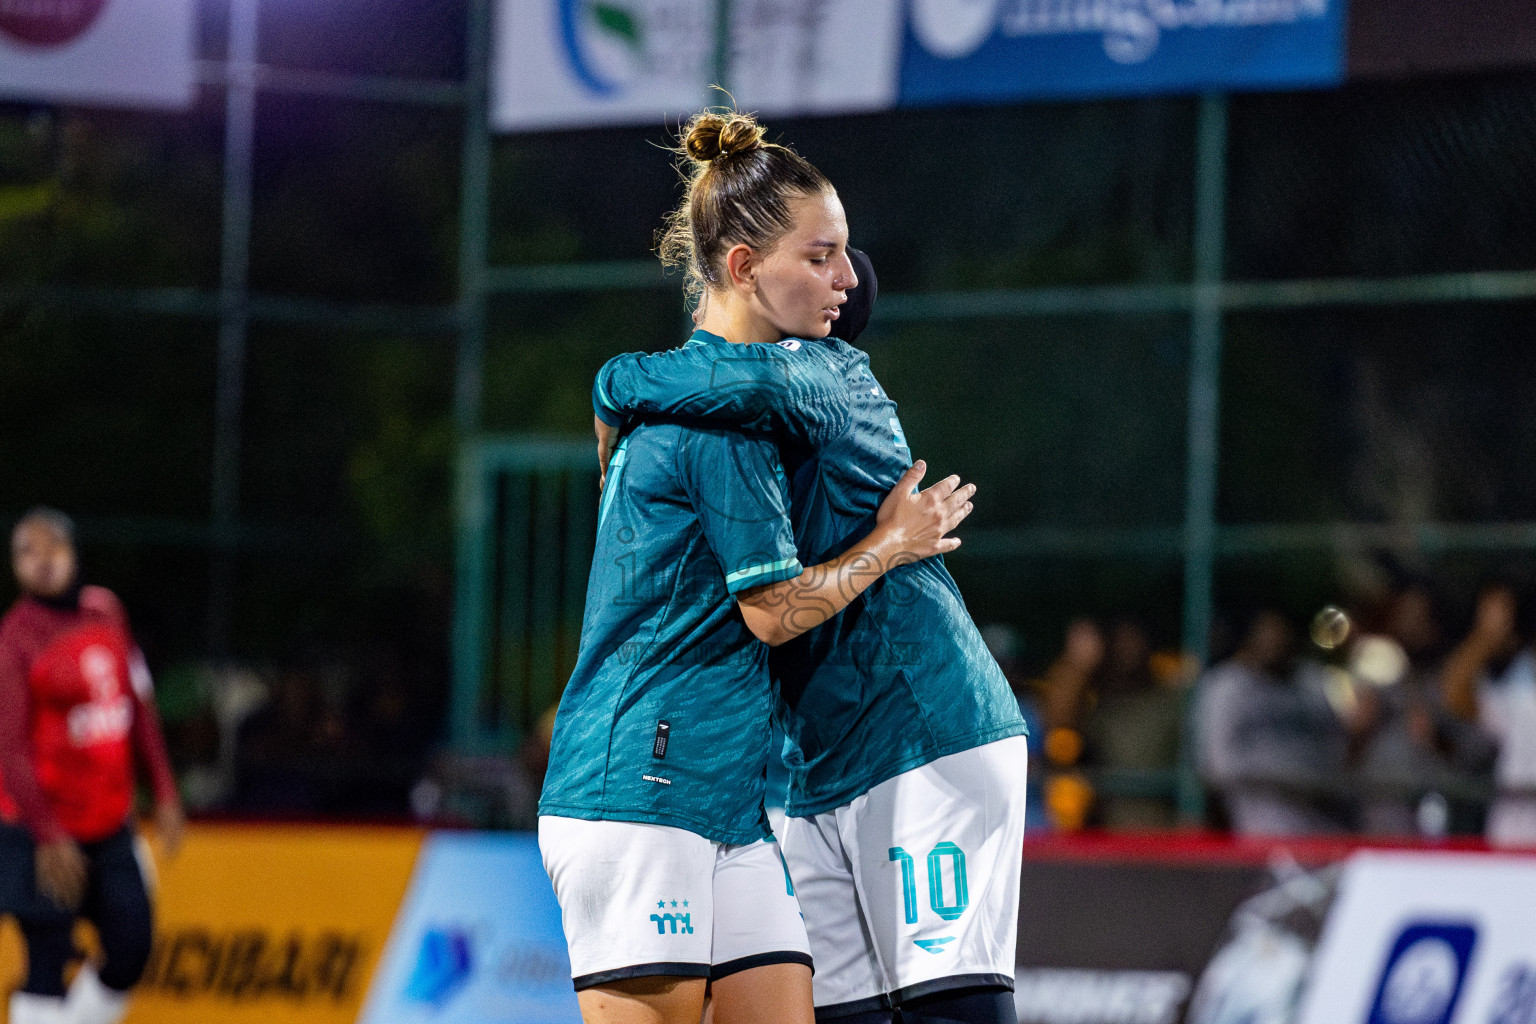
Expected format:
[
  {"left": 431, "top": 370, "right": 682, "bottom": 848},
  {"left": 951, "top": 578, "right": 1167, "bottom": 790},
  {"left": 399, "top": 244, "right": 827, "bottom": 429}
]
[{"left": 0, "top": 508, "right": 183, "bottom": 1024}]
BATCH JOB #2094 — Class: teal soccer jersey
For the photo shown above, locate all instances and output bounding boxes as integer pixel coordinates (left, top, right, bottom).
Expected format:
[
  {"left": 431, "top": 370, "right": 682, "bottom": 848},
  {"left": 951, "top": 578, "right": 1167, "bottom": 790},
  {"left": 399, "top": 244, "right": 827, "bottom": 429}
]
[
  {"left": 539, "top": 399, "right": 803, "bottom": 843},
  {"left": 594, "top": 330, "right": 1027, "bottom": 817}
]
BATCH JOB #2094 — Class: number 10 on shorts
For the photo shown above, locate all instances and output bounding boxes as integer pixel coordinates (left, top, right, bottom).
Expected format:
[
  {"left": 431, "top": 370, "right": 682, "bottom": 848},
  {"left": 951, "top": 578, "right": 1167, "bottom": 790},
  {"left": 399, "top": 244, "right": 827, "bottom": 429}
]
[{"left": 888, "top": 843, "right": 968, "bottom": 924}]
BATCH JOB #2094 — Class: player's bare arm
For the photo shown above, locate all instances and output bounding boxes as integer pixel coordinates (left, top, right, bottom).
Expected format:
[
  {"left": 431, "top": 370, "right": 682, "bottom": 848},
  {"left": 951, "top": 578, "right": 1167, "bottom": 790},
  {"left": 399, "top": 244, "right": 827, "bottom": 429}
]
[{"left": 737, "top": 459, "right": 975, "bottom": 647}]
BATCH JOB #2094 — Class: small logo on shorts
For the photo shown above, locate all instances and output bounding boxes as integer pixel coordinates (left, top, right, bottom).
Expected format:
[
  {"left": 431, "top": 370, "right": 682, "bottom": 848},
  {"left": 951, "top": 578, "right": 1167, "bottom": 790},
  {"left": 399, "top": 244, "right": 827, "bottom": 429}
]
[
  {"left": 650, "top": 900, "right": 694, "bottom": 934},
  {"left": 653, "top": 720, "right": 671, "bottom": 759},
  {"left": 642, "top": 774, "right": 671, "bottom": 785}
]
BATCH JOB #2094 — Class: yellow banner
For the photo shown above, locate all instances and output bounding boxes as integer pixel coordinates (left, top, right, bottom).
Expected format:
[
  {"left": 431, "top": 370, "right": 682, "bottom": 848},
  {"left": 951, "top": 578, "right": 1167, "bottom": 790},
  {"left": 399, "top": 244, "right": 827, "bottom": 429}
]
[
  {"left": 0, "top": 824, "right": 424, "bottom": 1024},
  {"left": 126, "top": 824, "right": 424, "bottom": 1024}
]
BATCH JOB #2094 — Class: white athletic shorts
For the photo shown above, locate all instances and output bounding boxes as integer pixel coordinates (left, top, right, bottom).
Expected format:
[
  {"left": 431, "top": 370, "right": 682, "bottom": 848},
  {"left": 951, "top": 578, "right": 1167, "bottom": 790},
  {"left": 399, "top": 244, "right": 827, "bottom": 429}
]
[
  {"left": 538, "top": 816, "right": 812, "bottom": 990},
  {"left": 779, "top": 736, "right": 1029, "bottom": 1015}
]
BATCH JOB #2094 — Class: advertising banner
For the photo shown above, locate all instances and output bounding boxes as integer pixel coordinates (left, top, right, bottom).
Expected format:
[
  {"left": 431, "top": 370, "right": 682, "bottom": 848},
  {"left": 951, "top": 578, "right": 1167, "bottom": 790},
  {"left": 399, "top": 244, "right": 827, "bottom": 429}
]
[
  {"left": 0, "top": 0, "right": 196, "bottom": 109},
  {"left": 357, "top": 832, "right": 579, "bottom": 1024},
  {"left": 492, "top": 0, "right": 1346, "bottom": 132},
  {"left": 898, "top": 0, "right": 1347, "bottom": 106},
  {"left": 491, "top": 0, "right": 901, "bottom": 131},
  {"left": 1014, "top": 835, "right": 1281, "bottom": 1024},
  {"left": 1297, "top": 852, "right": 1536, "bottom": 1024},
  {"left": 11, "top": 824, "right": 1532, "bottom": 1024},
  {"left": 124, "top": 825, "right": 426, "bottom": 1024}
]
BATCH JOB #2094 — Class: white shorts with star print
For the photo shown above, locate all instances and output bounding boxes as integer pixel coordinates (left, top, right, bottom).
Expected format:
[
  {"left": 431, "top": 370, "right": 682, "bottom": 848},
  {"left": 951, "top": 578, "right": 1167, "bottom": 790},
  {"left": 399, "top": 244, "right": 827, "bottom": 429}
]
[{"left": 538, "top": 816, "right": 811, "bottom": 990}]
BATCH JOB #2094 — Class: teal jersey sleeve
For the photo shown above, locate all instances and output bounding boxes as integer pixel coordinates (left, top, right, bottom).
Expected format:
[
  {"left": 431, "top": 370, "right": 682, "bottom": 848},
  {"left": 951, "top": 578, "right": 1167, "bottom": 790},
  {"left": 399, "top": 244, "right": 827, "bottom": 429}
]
[
  {"left": 593, "top": 330, "right": 850, "bottom": 448},
  {"left": 675, "top": 429, "right": 803, "bottom": 595}
]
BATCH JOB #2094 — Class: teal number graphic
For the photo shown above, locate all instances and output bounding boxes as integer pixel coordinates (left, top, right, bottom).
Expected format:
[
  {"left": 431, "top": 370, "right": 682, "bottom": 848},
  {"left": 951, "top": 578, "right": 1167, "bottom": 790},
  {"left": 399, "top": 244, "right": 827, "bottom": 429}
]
[
  {"left": 887, "top": 847, "right": 918, "bottom": 924},
  {"left": 892, "top": 842, "right": 969, "bottom": 923},
  {"left": 926, "top": 842, "right": 969, "bottom": 921}
]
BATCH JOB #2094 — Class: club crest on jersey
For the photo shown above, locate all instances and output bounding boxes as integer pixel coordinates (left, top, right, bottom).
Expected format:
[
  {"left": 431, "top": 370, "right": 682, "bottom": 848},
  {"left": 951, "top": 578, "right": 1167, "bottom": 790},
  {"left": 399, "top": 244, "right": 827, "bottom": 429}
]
[{"left": 776, "top": 339, "right": 801, "bottom": 352}]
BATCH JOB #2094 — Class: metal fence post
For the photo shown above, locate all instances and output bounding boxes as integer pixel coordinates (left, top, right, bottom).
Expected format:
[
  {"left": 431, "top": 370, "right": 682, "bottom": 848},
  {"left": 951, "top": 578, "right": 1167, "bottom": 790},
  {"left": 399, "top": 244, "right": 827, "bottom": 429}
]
[
  {"left": 449, "top": 0, "right": 494, "bottom": 750},
  {"left": 208, "top": 0, "right": 260, "bottom": 654},
  {"left": 1177, "top": 93, "right": 1229, "bottom": 822},
  {"left": 713, "top": 0, "right": 733, "bottom": 94},
  {"left": 456, "top": 0, "right": 493, "bottom": 436}
]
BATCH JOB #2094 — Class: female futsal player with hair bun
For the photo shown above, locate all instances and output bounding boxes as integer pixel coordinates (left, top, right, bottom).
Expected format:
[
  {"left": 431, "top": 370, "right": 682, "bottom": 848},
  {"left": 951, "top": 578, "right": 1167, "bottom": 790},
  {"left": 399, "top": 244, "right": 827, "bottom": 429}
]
[
  {"left": 593, "top": 110, "right": 1030, "bottom": 1024},
  {"left": 538, "top": 112, "right": 977, "bottom": 1024}
]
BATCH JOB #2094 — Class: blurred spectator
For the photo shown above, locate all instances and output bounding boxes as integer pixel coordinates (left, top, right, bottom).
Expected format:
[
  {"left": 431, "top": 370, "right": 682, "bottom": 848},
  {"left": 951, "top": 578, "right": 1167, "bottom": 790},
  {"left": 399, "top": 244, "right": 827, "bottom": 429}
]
[
  {"left": 981, "top": 624, "right": 1049, "bottom": 833},
  {"left": 1084, "top": 617, "right": 1182, "bottom": 829},
  {"left": 1034, "top": 617, "right": 1104, "bottom": 733},
  {"left": 1442, "top": 583, "right": 1536, "bottom": 847},
  {"left": 234, "top": 669, "right": 327, "bottom": 812},
  {"left": 227, "top": 654, "right": 434, "bottom": 818},
  {"left": 1026, "top": 618, "right": 1105, "bottom": 832},
  {"left": 1197, "top": 608, "right": 1367, "bottom": 836},
  {"left": 1356, "top": 583, "right": 1497, "bottom": 836},
  {"left": 410, "top": 704, "right": 555, "bottom": 829}
]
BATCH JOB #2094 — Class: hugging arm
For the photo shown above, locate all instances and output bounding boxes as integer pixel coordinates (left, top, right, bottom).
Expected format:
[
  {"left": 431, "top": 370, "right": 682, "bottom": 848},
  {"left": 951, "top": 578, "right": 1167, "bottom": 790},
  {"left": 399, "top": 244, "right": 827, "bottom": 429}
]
[
  {"left": 593, "top": 344, "right": 847, "bottom": 480},
  {"left": 683, "top": 431, "right": 972, "bottom": 650},
  {"left": 736, "top": 461, "right": 972, "bottom": 646}
]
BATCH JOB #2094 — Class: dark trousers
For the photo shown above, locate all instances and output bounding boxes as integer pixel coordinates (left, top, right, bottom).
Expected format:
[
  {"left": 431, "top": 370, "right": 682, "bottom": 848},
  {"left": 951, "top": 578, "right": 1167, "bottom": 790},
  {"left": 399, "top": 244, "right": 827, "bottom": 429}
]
[{"left": 0, "top": 823, "right": 153, "bottom": 997}]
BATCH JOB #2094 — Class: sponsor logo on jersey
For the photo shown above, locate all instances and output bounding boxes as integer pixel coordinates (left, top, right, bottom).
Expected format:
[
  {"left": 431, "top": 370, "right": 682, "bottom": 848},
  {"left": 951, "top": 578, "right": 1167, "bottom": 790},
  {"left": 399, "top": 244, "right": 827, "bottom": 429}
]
[
  {"left": 1364, "top": 921, "right": 1476, "bottom": 1024},
  {"left": 81, "top": 644, "right": 120, "bottom": 700},
  {"left": 67, "top": 695, "right": 132, "bottom": 746},
  {"left": 69, "top": 643, "right": 132, "bottom": 745},
  {"left": 776, "top": 339, "right": 802, "bottom": 351}
]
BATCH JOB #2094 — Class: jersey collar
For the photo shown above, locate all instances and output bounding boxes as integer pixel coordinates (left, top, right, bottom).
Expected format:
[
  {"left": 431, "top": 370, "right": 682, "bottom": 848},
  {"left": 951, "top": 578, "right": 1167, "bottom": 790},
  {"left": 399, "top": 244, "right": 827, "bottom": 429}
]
[
  {"left": 687, "top": 329, "right": 728, "bottom": 347},
  {"left": 688, "top": 329, "right": 826, "bottom": 348}
]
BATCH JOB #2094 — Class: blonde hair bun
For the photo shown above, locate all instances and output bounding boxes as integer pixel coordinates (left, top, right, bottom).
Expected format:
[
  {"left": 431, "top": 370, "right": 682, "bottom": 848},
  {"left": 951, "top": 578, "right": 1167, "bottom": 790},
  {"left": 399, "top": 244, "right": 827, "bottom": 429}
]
[
  {"left": 659, "top": 107, "right": 830, "bottom": 299},
  {"left": 684, "top": 111, "right": 767, "bottom": 164}
]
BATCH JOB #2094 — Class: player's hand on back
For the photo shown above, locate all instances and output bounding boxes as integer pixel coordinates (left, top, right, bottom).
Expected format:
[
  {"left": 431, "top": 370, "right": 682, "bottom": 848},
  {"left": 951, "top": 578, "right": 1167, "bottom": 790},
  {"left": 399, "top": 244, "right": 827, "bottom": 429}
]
[
  {"left": 36, "top": 837, "right": 87, "bottom": 910},
  {"left": 871, "top": 459, "right": 975, "bottom": 564}
]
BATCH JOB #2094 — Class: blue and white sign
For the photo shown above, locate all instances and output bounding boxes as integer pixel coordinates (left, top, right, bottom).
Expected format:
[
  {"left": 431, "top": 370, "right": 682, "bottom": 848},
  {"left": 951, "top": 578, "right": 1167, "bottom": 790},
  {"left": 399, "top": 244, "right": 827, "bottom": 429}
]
[
  {"left": 898, "top": 0, "right": 1347, "bottom": 105},
  {"left": 493, "top": 0, "right": 1345, "bottom": 131},
  {"left": 357, "top": 832, "right": 580, "bottom": 1024},
  {"left": 1297, "top": 852, "right": 1536, "bottom": 1024},
  {"left": 1364, "top": 922, "right": 1477, "bottom": 1024}
]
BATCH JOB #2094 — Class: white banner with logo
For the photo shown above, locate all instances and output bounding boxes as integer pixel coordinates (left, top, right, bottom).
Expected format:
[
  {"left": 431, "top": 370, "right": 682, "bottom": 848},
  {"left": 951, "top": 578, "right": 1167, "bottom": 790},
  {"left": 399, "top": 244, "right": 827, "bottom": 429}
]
[
  {"left": 1297, "top": 851, "right": 1536, "bottom": 1024},
  {"left": 491, "top": 0, "right": 902, "bottom": 131},
  {"left": 0, "top": 0, "right": 195, "bottom": 109},
  {"left": 492, "top": 0, "right": 1345, "bottom": 131}
]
